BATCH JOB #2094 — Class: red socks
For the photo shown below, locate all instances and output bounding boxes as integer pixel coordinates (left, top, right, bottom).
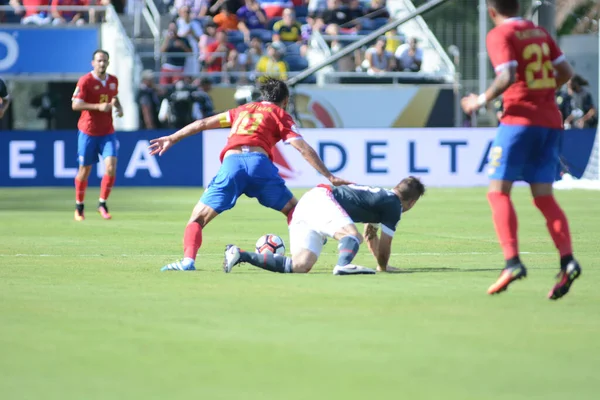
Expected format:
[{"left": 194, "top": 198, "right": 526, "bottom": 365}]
[
  {"left": 100, "top": 175, "right": 116, "bottom": 201},
  {"left": 183, "top": 222, "right": 203, "bottom": 260},
  {"left": 75, "top": 178, "right": 88, "bottom": 204},
  {"left": 487, "top": 191, "right": 519, "bottom": 260},
  {"left": 533, "top": 195, "right": 573, "bottom": 257}
]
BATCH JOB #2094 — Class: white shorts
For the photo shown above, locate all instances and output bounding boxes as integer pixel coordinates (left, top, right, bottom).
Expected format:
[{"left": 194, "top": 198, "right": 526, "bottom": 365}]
[{"left": 289, "top": 186, "right": 354, "bottom": 257}]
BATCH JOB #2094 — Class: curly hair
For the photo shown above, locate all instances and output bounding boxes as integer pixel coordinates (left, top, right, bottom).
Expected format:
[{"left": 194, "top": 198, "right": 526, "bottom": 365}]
[{"left": 258, "top": 77, "right": 290, "bottom": 105}]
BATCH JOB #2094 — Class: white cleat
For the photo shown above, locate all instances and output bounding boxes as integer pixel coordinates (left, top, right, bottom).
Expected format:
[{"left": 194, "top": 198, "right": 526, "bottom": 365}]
[
  {"left": 333, "top": 264, "right": 376, "bottom": 276},
  {"left": 223, "top": 245, "right": 241, "bottom": 273}
]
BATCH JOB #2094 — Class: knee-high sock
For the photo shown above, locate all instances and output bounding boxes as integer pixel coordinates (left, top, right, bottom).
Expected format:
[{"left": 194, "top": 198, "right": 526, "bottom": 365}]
[
  {"left": 337, "top": 235, "right": 360, "bottom": 266},
  {"left": 99, "top": 175, "right": 116, "bottom": 202},
  {"left": 239, "top": 251, "right": 293, "bottom": 273},
  {"left": 75, "top": 178, "right": 88, "bottom": 204},
  {"left": 183, "top": 222, "right": 203, "bottom": 261},
  {"left": 533, "top": 195, "right": 573, "bottom": 258},
  {"left": 487, "top": 191, "right": 519, "bottom": 260}
]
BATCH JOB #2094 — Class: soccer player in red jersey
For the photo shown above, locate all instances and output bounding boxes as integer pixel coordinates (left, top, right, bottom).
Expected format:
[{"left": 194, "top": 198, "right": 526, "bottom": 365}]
[
  {"left": 461, "top": 0, "right": 580, "bottom": 300},
  {"left": 149, "top": 78, "right": 352, "bottom": 271},
  {"left": 72, "top": 50, "right": 123, "bottom": 221}
]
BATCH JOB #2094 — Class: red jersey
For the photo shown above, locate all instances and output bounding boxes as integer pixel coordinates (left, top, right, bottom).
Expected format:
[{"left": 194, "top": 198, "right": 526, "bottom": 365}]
[
  {"left": 72, "top": 72, "right": 119, "bottom": 136},
  {"left": 487, "top": 18, "right": 565, "bottom": 128},
  {"left": 218, "top": 101, "right": 302, "bottom": 162}
]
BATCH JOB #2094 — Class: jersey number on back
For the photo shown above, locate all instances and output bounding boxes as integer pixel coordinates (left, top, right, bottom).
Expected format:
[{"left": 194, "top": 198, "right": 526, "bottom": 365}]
[
  {"left": 522, "top": 43, "right": 555, "bottom": 90},
  {"left": 230, "top": 111, "right": 265, "bottom": 136}
]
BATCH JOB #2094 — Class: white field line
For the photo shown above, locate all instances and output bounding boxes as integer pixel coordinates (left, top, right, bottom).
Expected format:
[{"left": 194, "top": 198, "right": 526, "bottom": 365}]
[{"left": 0, "top": 251, "right": 553, "bottom": 257}]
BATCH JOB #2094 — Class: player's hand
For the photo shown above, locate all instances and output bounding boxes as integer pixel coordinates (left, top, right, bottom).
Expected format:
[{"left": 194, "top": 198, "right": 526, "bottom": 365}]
[
  {"left": 328, "top": 175, "right": 354, "bottom": 186},
  {"left": 115, "top": 108, "right": 124, "bottom": 118},
  {"left": 461, "top": 93, "right": 480, "bottom": 115},
  {"left": 149, "top": 136, "right": 175, "bottom": 156},
  {"left": 98, "top": 103, "right": 113, "bottom": 113},
  {"left": 575, "top": 119, "right": 585, "bottom": 129}
]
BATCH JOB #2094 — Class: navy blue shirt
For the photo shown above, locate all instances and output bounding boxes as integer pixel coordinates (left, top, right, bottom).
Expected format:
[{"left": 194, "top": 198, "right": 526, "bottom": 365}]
[
  {"left": 0, "top": 78, "right": 8, "bottom": 100},
  {"left": 331, "top": 184, "right": 402, "bottom": 236}
]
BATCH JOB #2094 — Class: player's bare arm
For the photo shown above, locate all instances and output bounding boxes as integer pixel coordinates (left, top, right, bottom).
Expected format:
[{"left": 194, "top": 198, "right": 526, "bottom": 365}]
[
  {"left": 461, "top": 66, "right": 516, "bottom": 115},
  {"left": 289, "top": 138, "right": 353, "bottom": 186},
  {"left": 0, "top": 96, "right": 10, "bottom": 119},
  {"left": 554, "top": 60, "right": 574, "bottom": 88},
  {"left": 149, "top": 113, "right": 225, "bottom": 156},
  {"left": 112, "top": 97, "right": 124, "bottom": 118},
  {"left": 72, "top": 99, "right": 112, "bottom": 113}
]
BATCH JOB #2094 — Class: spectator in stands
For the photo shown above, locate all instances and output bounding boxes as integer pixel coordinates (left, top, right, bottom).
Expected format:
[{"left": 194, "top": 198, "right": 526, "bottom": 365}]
[
  {"left": 255, "top": 41, "right": 288, "bottom": 81},
  {"left": 204, "top": 29, "right": 238, "bottom": 83},
  {"left": 51, "top": 0, "right": 86, "bottom": 25},
  {"left": 555, "top": 88, "right": 572, "bottom": 124},
  {"left": 260, "top": 0, "right": 292, "bottom": 19},
  {"left": 213, "top": 5, "right": 239, "bottom": 30},
  {"left": 363, "top": 36, "right": 394, "bottom": 73},
  {"left": 325, "top": 23, "right": 360, "bottom": 72},
  {"left": 174, "top": 0, "right": 205, "bottom": 19},
  {"left": 190, "top": 77, "right": 215, "bottom": 119},
  {"left": 199, "top": 19, "right": 218, "bottom": 65},
  {"left": 565, "top": 75, "right": 598, "bottom": 129},
  {"left": 315, "top": 0, "right": 362, "bottom": 32},
  {"left": 10, "top": 0, "right": 52, "bottom": 25},
  {"left": 160, "top": 22, "right": 192, "bottom": 86},
  {"left": 203, "top": 0, "right": 242, "bottom": 17},
  {"left": 395, "top": 37, "right": 422, "bottom": 72},
  {"left": 237, "top": 0, "right": 267, "bottom": 42},
  {"left": 307, "top": 0, "right": 326, "bottom": 22},
  {"left": 137, "top": 70, "right": 163, "bottom": 130},
  {"left": 365, "top": 0, "right": 388, "bottom": 19},
  {"left": 240, "top": 35, "right": 265, "bottom": 72},
  {"left": 176, "top": 5, "right": 203, "bottom": 75},
  {"left": 273, "top": 8, "right": 302, "bottom": 42},
  {"left": 88, "top": 0, "right": 110, "bottom": 24}
]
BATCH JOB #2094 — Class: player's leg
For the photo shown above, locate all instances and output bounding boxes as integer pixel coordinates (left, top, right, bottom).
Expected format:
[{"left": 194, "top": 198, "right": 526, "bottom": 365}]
[
  {"left": 162, "top": 157, "right": 247, "bottom": 271},
  {"left": 224, "top": 224, "right": 320, "bottom": 274},
  {"left": 74, "top": 131, "right": 99, "bottom": 221},
  {"left": 527, "top": 129, "right": 581, "bottom": 300},
  {"left": 486, "top": 125, "right": 532, "bottom": 295},
  {"left": 98, "top": 135, "right": 118, "bottom": 219}
]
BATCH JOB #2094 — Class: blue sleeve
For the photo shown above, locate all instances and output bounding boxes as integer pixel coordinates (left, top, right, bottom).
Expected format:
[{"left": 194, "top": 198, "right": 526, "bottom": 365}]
[{"left": 380, "top": 197, "right": 401, "bottom": 237}]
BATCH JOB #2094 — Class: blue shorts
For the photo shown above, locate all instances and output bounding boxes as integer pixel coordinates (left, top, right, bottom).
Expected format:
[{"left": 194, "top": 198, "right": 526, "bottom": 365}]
[
  {"left": 77, "top": 131, "right": 118, "bottom": 166},
  {"left": 488, "top": 124, "right": 561, "bottom": 183},
  {"left": 200, "top": 153, "right": 293, "bottom": 214}
]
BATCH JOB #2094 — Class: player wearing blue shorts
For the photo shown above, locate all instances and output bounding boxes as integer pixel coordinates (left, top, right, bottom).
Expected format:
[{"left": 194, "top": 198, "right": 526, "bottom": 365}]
[
  {"left": 461, "top": 0, "right": 580, "bottom": 299},
  {"left": 149, "top": 78, "right": 352, "bottom": 271},
  {"left": 72, "top": 50, "right": 123, "bottom": 221}
]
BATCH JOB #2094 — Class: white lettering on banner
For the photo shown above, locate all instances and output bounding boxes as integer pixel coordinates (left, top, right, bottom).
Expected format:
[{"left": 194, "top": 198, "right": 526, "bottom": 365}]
[
  {"left": 0, "top": 32, "right": 19, "bottom": 71},
  {"left": 9, "top": 141, "right": 36, "bottom": 178},
  {"left": 53, "top": 141, "right": 77, "bottom": 178},
  {"left": 125, "top": 140, "right": 162, "bottom": 178},
  {"left": 202, "top": 129, "right": 497, "bottom": 187}
]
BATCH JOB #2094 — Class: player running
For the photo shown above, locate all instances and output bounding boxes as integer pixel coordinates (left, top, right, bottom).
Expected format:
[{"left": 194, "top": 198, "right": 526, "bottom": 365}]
[
  {"left": 0, "top": 77, "right": 11, "bottom": 119},
  {"left": 72, "top": 50, "right": 123, "bottom": 221},
  {"left": 461, "top": 0, "right": 579, "bottom": 299},
  {"left": 149, "top": 78, "right": 352, "bottom": 272},
  {"left": 223, "top": 177, "right": 425, "bottom": 275}
]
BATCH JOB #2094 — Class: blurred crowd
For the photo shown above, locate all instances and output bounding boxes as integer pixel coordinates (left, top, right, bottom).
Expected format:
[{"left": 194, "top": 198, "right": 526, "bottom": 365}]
[
  {"left": 0, "top": 0, "right": 126, "bottom": 24},
  {"left": 159, "top": 0, "right": 425, "bottom": 84}
]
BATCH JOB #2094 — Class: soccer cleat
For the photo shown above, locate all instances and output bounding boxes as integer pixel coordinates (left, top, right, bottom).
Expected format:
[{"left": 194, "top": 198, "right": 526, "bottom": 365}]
[
  {"left": 161, "top": 259, "right": 196, "bottom": 271},
  {"left": 74, "top": 209, "right": 85, "bottom": 221},
  {"left": 548, "top": 260, "right": 581, "bottom": 300},
  {"left": 487, "top": 264, "right": 527, "bottom": 295},
  {"left": 223, "top": 244, "right": 241, "bottom": 273},
  {"left": 333, "top": 264, "right": 376, "bottom": 276},
  {"left": 98, "top": 202, "right": 112, "bottom": 220}
]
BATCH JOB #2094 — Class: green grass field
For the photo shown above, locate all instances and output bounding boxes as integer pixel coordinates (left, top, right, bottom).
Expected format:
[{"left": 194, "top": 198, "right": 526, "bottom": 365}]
[{"left": 0, "top": 187, "right": 599, "bottom": 400}]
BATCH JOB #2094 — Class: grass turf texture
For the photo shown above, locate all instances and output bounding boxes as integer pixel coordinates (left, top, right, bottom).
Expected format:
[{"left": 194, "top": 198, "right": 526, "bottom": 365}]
[{"left": 0, "top": 187, "right": 598, "bottom": 400}]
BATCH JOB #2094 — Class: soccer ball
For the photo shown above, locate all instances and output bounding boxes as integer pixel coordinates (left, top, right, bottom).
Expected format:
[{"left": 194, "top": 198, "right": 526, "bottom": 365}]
[{"left": 255, "top": 234, "right": 286, "bottom": 256}]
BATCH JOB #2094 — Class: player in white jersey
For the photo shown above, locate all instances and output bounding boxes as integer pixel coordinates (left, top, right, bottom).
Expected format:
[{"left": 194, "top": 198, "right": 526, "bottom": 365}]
[{"left": 223, "top": 177, "right": 425, "bottom": 275}]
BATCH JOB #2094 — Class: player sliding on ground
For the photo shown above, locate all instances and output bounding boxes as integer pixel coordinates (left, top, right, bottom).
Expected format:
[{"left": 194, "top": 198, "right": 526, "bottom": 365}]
[
  {"left": 223, "top": 177, "right": 425, "bottom": 275},
  {"left": 72, "top": 50, "right": 124, "bottom": 221},
  {"left": 461, "top": 0, "right": 580, "bottom": 299},
  {"left": 149, "top": 78, "right": 352, "bottom": 271}
]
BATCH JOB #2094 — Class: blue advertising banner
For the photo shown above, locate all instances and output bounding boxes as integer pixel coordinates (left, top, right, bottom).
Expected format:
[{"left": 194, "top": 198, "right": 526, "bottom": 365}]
[
  {"left": 0, "top": 27, "right": 99, "bottom": 74},
  {"left": 0, "top": 130, "right": 203, "bottom": 187}
]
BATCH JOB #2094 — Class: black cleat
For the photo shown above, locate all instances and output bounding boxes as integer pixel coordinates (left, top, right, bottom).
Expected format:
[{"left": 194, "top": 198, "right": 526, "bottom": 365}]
[{"left": 548, "top": 260, "right": 581, "bottom": 300}]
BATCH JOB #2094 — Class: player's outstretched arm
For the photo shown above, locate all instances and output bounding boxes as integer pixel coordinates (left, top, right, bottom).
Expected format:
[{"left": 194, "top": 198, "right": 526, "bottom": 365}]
[
  {"left": 364, "top": 223, "right": 380, "bottom": 259},
  {"left": 112, "top": 97, "right": 124, "bottom": 118},
  {"left": 375, "top": 232, "right": 393, "bottom": 272},
  {"left": 148, "top": 113, "right": 225, "bottom": 156},
  {"left": 289, "top": 138, "right": 354, "bottom": 186},
  {"left": 461, "top": 66, "right": 516, "bottom": 115}
]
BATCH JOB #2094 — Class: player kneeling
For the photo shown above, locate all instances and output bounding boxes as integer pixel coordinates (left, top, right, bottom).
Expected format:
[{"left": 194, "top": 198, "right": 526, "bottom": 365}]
[{"left": 223, "top": 177, "right": 425, "bottom": 274}]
